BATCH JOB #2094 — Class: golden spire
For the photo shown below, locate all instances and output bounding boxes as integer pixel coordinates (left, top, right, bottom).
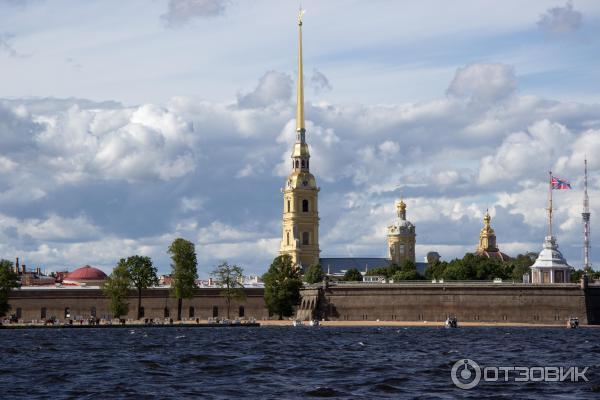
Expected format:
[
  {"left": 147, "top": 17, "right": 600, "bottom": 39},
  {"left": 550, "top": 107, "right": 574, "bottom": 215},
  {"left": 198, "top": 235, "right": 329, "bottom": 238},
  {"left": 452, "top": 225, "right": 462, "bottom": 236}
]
[
  {"left": 483, "top": 209, "right": 491, "bottom": 227},
  {"left": 296, "top": 8, "right": 305, "bottom": 132},
  {"left": 396, "top": 199, "right": 407, "bottom": 220}
]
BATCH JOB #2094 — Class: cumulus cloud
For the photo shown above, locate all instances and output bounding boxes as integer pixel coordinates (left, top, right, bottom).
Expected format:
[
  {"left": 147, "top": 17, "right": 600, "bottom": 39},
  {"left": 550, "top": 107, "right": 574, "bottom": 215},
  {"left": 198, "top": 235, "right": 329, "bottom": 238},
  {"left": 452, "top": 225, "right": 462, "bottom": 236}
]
[
  {"left": 478, "top": 120, "right": 573, "bottom": 185},
  {"left": 2, "top": 64, "right": 600, "bottom": 275},
  {"left": 447, "top": 63, "right": 517, "bottom": 104},
  {"left": 309, "top": 68, "right": 332, "bottom": 92},
  {"left": 537, "top": 1, "right": 583, "bottom": 35},
  {"left": 162, "top": 0, "right": 230, "bottom": 28},
  {"left": 0, "top": 0, "right": 41, "bottom": 7},
  {"left": 0, "top": 34, "right": 22, "bottom": 58},
  {"left": 237, "top": 70, "right": 293, "bottom": 109},
  {"left": 31, "top": 103, "right": 198, "bottom": 183}
]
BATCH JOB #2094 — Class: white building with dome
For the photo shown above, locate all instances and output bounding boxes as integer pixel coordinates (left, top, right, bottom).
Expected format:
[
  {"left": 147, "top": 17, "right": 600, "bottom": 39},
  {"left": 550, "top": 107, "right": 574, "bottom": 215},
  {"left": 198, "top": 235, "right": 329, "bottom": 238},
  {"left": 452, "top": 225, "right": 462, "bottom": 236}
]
[
  {"left": 530, "top": 173, "right": 574, "bottom": 284},
  {"left": 531, "top": 236, "right": 573, "bottom": 283}
]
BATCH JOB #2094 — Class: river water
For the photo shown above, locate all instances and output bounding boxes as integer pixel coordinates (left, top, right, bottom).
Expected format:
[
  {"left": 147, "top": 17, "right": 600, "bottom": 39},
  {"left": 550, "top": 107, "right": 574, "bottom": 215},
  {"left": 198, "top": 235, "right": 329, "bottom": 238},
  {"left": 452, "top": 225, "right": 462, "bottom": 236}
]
[{"left": 1, "top": 326, "right": 599, "bottom": 399}]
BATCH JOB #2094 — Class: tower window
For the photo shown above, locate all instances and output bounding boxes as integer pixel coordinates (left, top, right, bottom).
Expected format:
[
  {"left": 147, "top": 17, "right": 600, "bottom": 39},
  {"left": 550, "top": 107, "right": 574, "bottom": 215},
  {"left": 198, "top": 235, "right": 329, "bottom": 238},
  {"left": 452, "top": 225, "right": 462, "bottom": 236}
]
[
  {"left": 302, "top": 232, "right": 310, "bottom": 245},
  {"left": 286, "top": 231, "right": 290, "bottom": 246},
  {"left": 287, "top": 200, "right": 291, "bottom": 212},
  {"left": 295, "top": 160, "right": 299, "bottom": 169},
  {"left": 301, "top": 160, "right": 305, "bottom": 168},
  {"left": 302, "top": 199, "right": 309, "bottom": 212}
]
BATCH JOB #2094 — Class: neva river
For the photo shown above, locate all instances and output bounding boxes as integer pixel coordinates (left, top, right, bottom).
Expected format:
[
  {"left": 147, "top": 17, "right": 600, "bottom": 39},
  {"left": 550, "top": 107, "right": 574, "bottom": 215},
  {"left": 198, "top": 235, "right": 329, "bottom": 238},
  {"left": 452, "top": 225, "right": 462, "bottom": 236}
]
[{"left": 1, "top": 326, "right": 599, "bottom": 399}]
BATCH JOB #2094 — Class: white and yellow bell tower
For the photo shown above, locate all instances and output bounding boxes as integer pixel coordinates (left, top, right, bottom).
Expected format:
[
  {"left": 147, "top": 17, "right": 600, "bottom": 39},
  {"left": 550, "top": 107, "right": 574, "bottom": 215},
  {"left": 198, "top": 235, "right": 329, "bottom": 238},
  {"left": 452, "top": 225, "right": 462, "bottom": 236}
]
[
  {"left": 279, "top": 9, "right": 320, "bottom": 268},
  {"left": 387, "top": 199, "right": 416, "bottom": 265}
]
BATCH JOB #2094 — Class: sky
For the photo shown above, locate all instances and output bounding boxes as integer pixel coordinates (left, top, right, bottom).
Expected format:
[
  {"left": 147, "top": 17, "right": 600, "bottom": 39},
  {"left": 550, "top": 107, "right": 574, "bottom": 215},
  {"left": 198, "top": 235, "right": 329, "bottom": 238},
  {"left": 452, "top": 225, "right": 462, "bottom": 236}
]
[{"left": 1, "top": 0, "right": 600, "bottom": 277}]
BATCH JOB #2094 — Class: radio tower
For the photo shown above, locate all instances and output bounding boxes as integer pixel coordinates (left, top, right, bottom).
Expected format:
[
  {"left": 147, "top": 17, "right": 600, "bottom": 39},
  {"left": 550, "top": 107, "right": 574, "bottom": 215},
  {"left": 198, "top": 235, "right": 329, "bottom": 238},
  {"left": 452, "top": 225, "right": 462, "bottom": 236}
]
[{"left": 583, "top": 158, "right": 592, "bottom": 272}]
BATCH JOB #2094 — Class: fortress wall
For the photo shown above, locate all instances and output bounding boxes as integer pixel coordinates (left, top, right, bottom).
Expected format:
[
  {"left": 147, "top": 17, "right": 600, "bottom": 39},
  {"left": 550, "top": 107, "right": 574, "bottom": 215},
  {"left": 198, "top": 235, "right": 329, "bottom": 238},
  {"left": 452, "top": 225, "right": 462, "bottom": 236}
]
[
  {"left": 7, "top": 284, "right": 600, "bottom": 325},
  {"left": 313, "top": 283, "right": 591, "bottom": 325},
  {"left": 584, "top": 285, "right": 600, "bottom": 324},
  {"left": 7, "top": 288, "right": 270, "bottom": 322}
]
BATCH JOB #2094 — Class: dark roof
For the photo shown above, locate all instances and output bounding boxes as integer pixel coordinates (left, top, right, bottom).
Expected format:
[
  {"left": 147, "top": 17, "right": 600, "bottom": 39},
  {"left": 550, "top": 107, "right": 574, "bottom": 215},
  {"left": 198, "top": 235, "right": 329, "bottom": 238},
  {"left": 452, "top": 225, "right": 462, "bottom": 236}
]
[
  {"left": 475, "top": 250, "right": 511, "bottom": 262},
  {"left": 320, "top": 258, "right": 390, "bottom": 274},
  {"left": 320, "top": 258, "right": 429, "bottom": 275}
]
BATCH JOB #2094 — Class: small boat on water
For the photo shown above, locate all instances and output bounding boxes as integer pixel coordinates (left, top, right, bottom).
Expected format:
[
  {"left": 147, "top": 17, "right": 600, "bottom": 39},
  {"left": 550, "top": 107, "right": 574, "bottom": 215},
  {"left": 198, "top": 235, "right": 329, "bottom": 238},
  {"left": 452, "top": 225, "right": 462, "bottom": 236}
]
[
  {"left": 567, "top": 317, "right": 579, "bottom": 329},
  {"left": 309, "top": 319, "right": 320, "bottom": 327},
  {"left": 292, "top": 319, "right": 304, "bottom": 327},
  {"left": 445, "top": 316, "right": 458, "bottom": 328}
]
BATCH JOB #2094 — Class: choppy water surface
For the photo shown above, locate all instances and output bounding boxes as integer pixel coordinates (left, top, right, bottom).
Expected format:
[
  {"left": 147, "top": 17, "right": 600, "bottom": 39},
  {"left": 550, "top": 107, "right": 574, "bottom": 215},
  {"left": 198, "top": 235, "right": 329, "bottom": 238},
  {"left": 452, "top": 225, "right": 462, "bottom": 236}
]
[{"left": 1, "top": 326, "right": 599, "bottom": 399}]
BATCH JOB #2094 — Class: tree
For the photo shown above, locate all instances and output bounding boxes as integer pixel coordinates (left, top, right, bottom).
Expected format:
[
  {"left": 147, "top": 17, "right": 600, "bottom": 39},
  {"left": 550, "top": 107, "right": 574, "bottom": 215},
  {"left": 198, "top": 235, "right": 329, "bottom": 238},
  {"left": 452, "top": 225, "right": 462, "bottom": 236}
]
[
  {"left": 304, "top": 263, "right": 324, "bottom": 284},
  {"left": 391, "top": 260, "right": 422, "bottom": 281},
  {"left": 168, "top": 238, "right": 198, "bottom": 320},
  {"left": 263, "top": 255, "right": 302, "bottom": 320},
  {"left": 103, "top": 261, "right": 130, "bottom": 319},
  {"left": 0, "top": 259, "right": 20, "bottom": 319},
  {"left": 124, "top": 255, "right": 158, "bottom": 320},
  {"left": 344, "top": 268, "right": 363, "bottom": 282},
  {"left": 509, "top": 252, "right": 536, "bottom": 281},
  {"left": 424, "top": 260, "right": 449, "bottom": 280},
  {"left": 211, "top": 261, "right": 246, "bottom": 319}
]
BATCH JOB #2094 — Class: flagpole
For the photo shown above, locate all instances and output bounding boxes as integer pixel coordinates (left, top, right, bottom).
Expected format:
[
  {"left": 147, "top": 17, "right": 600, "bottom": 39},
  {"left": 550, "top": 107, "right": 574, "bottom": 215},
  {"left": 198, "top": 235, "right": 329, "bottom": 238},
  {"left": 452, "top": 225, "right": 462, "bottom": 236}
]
[{"left": 548, "top": 170, "right": 553, "bottom": 237}]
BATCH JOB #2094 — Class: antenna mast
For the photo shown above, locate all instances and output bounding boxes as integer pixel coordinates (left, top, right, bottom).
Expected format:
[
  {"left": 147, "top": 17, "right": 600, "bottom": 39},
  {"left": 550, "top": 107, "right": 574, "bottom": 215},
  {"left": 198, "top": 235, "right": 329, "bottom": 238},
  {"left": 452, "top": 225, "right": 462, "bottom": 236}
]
[{"left": 583, "top": 158, "right": 592, "bottom": 272}]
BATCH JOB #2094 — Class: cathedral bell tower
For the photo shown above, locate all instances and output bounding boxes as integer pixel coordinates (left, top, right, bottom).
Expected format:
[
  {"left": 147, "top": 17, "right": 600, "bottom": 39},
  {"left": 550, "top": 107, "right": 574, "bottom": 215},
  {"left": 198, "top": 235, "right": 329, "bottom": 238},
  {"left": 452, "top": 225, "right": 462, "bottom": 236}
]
[
  {"left": 279, "top": 9, "right": 320, "bottom": 269},
  {"left": 387, "top": 199, "right": 416, "bottom": 265}
]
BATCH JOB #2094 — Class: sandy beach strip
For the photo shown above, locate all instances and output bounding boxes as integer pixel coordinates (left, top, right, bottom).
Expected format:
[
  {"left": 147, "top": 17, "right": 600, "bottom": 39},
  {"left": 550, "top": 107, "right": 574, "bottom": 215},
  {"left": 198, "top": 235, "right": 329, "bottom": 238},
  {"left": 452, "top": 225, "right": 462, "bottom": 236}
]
[{"left": 257, "top": 320, "right": 599, "bottom": 328}]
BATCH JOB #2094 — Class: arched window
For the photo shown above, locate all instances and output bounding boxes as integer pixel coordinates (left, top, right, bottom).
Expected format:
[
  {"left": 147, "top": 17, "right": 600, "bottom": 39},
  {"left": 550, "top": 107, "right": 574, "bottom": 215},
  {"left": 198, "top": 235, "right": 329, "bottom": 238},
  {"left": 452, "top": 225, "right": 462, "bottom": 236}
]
[
  {"left": 286, "top": 231, "right": 290, "bottom": 246},
  {"left": 295, "top": 160, "right": 299, "bottom": 169},
  {"left": 302, "top": 199, "right": 309, "bottom": 212},
  {"left": 302, "top": 232, "right": 309, "bottom": 245},
  {"left": 287, "top": 200, "right": 291, "bottom": 212},
  {"left": 301, "top": 160, "right": 305, "bottom": 168},
  {"left": 239, "top": 306, "right": 245, "bottom": 318}
]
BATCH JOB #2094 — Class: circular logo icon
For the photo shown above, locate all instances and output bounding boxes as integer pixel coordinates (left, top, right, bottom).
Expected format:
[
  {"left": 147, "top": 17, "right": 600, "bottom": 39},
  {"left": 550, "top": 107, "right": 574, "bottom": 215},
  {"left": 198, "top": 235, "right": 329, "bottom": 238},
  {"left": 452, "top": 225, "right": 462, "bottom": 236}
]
[{"left": 451, "top": 359, "right": 481, "bottom": 390}]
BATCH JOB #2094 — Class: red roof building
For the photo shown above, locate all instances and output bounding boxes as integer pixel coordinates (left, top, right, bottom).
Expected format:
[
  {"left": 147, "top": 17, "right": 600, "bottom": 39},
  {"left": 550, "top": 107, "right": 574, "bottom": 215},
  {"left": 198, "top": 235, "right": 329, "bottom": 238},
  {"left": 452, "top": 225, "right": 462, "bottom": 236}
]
[{"left": 63, "top": 265, "right": 108, "bottom": 286}]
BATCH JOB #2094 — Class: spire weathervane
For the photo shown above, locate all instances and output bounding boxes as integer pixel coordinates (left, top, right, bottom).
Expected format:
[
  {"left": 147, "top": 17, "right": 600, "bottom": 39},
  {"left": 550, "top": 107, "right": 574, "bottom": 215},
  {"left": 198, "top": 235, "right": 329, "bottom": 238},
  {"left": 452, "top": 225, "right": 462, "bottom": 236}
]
[{"left": 296, "top": 7, "right": 306, "bottom": 132}]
